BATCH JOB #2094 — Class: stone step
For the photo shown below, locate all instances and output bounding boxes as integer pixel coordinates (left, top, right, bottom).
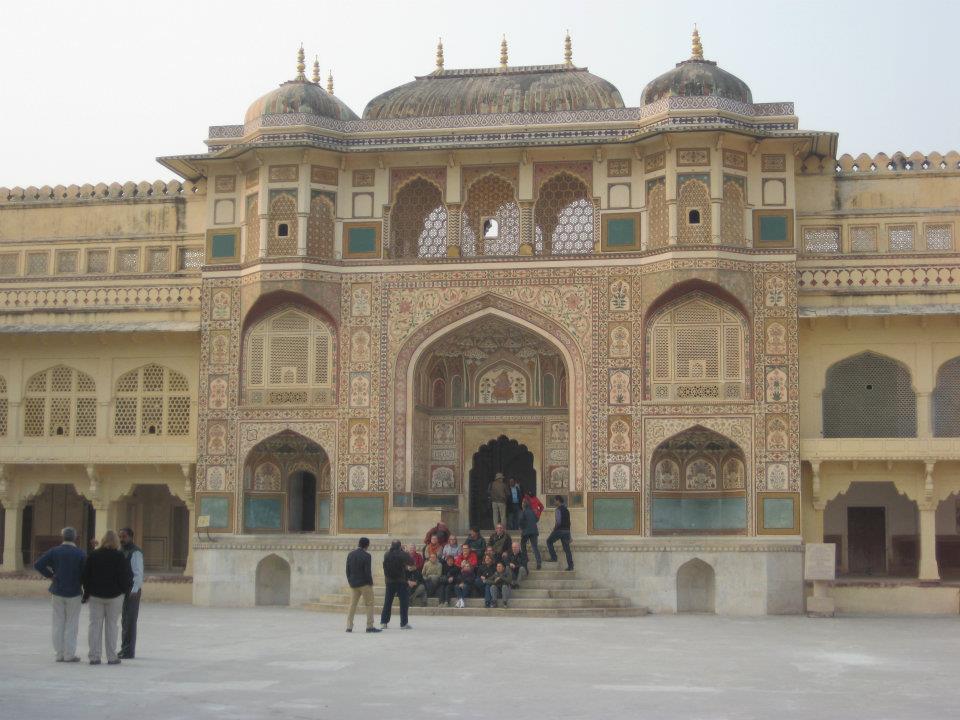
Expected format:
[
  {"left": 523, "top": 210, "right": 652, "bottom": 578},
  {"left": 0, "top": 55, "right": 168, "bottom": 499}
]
[
  {"left": 313, "top": 595, "right": 631, "bottom": 609},
  {"left": 304, "top": 602, "right": 649, "bottom": 619},
  {"left": 318, "top": 587, "right": 616, "bottom": 602}
]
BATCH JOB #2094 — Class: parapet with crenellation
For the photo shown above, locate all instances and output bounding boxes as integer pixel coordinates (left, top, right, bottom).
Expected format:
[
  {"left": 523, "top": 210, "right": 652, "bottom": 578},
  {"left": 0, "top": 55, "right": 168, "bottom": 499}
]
[
  {"left": 802, "top": 151, "right": 960, "bottom": 175},
  {"left": 0, "top": 179, "right": 206, "bottom": 205}
]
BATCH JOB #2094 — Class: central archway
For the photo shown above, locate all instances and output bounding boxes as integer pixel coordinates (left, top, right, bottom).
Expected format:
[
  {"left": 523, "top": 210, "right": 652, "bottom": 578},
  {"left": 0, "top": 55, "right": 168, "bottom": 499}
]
[{"left": 468, "top": 435, "right": 536, "bottom": 529}]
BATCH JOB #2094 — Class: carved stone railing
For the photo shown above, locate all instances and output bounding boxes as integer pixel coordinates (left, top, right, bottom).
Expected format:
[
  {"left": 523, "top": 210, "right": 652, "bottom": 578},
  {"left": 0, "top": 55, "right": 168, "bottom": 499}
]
[
  {"left": 802, "top": 151, "right": 960, "bottom": 175},
  {"left": 798, "top": 263, "right": 960, "bottom": 292},
  {"left": 0, "top": 284, "right": 202, "bottom": 311},
  {"left": 0, "top": 179, "right": 206, "bottom": 205}
]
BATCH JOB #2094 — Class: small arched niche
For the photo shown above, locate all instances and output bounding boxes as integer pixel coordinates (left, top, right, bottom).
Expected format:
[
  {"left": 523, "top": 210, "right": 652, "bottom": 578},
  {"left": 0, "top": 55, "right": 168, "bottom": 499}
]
[
  {"left": 255, "top": 554, "right": 291, "bottom": 606},
  {"left": 676, "top": 558, "right": 715, "bottom": 613}
]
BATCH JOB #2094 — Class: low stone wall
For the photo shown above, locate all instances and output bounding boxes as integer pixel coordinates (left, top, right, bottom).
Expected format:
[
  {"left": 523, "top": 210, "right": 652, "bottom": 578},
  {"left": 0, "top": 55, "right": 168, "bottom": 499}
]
[
  {"left": 0, "top": 573, "right": 193, "bottom": 604},
  {"left": 807, "top": 581, "right": 960, "bottom": 616},
  {"left": 193, "top": 535, "right": 805, "bottom": 615}
]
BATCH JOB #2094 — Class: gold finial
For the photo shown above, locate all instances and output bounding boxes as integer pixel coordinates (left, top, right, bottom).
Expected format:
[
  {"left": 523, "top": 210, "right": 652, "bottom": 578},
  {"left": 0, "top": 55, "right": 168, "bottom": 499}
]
[
  {"left": 563, "top": 30, "right": 573, "bottom": 67},
  {"left": 296, "top": 45, "right": 306, "bottom": 80},
  {"left": 436, "top": 37, "right": 444, "bottom": 70},
  {"left": 691, "top": 24, "right": 704, "bottom": 60},
  {"left": 500, "top": 35, "right": 508, "bottom": 69},
  {"left": 312, "top": 56, "right": 321, "bottom": 84},
  {"left": 327, "top": 70, "right": 334, "bottom": 95}
]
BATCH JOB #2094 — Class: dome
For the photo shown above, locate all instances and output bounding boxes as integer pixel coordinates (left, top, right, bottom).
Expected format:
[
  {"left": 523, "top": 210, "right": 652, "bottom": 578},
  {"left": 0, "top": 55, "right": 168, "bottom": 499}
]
[
  {"left": 245, "top": 79, "right": 359, "bottom": 125},
  {"left": 364, "top": 37, "right": 622, "bottom": 119},
  {"left": 244, "top": 49, "right": 358, "bottom": 126},
  {"left": 641, "top": 29, "right": 752, "bottom": 106},
  {"left": 364, "top": 65, "right": 624, "bottom": 119}
]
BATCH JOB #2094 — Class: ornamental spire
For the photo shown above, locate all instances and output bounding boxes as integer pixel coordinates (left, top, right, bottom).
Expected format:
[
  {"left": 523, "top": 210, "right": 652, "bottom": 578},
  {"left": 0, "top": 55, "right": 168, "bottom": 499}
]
[
  {"left": 312, "top": 56, "right": 321, "bottom": 84},
  {"left": 691, "top": 24, "right": 703, "bottom": 60},
  {"left": 327, "top": 70, "right": 334, "bottom": 95},
  {"left": 500, "top": 35, "right": 508, "bottom": 69},
  {"left": 436, "top": 37, "right": 444, "bottom": 70},
  {"left": 563, "top": 30, "right": 573, "bottom": 67},
  {"left": 295, "top": 44, "right": 307, "bottom": 81}
]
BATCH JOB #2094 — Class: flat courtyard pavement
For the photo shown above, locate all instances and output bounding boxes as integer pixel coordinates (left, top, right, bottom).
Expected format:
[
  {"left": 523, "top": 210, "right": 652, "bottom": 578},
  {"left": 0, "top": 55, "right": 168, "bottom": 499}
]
[{"left": 1, "top": 598, "right": 958, "bottom": 720}]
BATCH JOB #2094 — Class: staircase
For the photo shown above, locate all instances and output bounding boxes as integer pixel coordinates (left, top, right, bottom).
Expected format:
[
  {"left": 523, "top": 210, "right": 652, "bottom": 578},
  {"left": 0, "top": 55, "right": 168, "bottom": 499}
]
[{"left": 303, "top": 567, "right": 648, "bottom": 618}]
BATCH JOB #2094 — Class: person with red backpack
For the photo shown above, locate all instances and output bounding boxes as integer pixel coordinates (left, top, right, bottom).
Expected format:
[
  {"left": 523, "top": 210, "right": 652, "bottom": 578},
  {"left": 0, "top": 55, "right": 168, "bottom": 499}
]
[
  {"left": 519, "top": 497, "right": 542, "bottom": 570},
  {"left": 524, "top": 492, "right": 544, "bottom": 520}
]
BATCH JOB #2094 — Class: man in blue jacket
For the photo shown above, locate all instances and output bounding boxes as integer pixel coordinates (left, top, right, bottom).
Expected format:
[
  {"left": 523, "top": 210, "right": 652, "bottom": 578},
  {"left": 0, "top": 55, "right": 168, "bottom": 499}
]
[{"left": 34, "top": 527, "right": 86, "bottom": 662}]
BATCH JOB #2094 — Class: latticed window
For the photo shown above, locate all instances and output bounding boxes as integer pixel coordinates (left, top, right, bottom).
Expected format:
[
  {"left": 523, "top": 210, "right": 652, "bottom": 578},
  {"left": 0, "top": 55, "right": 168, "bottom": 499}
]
[
  {"left": 462, "top": 175, "right": 521, "bottom": 256},
  {"left": 390, "top": 178, "right": 446, "bottom": 258},
  {"left": 244, "top": 308, "right": 335, "bottom": 404},
  {"left": 678, "top": 178, "right": 712, "bottom": 245},
  {"left": 648, "top": 294, "right": 747, "bottom": 401},
  {"left": 933, "top": 356, "right": 960, "bottom": 437},
  {"left": 887, "top": 224, "right": 915, "bottom": 252},
  {"left": 23, "top": 366, "right": 97, "bottom": 438},
  {"left": 113, "top": 364, "right": 190, "bottom": 437},
  {"left": 0, "top": 375, "right": 7, "bottom": 436},
  {"left": 0, "top": 252, "right": 18, "bottom": 276},
  {"left": 646, "top": 179, "right": 668, "bottom": 249},
  {"left": 26, "top": 252, "right": 49, "bottom": 275},
  {"left": 720, "top": 179, "right": 745, "bottom": 245},
  {"left": 116, "top": 248, "right": 140, "bottom": 273},
  {"left": 535, "top": 173, "right": 594, "bottom": 255},
  {"left": 147, "top": 248, "right": 170, "bottom": 272},
  {"left": 178, "top": 247, "right": 203, "bottom": 270},
  {"left": 822, "top": 352, "right": 916, "bottom": 437},
  {"left": 86, "top": 249, "right": 109, "bottom": 274},
  {"left": 850, "top": 226, "right": 878, "bottom": 253},
  {"left": 307, "top": 192, "right": 335, "bottom": 258},
  {"left": 244, "top": 194, "right": 260, "bottom": 261},
  {"left": 56, "top": 251, "right": 78, "bottom": 274},
  {"left": 268, "top": 191, "right": 299, "bottom": 256},
  {"left": 803, "top": 227, "right": 840, "bottom": 253},
  {"left": 925, "top": 224, "right": 953, "bottom": 251}
]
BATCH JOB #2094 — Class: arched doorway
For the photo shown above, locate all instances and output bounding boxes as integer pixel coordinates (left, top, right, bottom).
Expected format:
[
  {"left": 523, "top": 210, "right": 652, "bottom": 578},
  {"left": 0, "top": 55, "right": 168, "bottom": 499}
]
[
  {"left": 242, "top": 431, "right": 331, "bottom": 534},
  {"left": 115, "top": 485, "right": 190, "bottom": 573},
  {"left": 677, "top": 558, "right": 716, "bottom": 613},
  {"left": 469, "top": 435, "right": 536, "bottom": 529},
  {"left": 255, "top": 554, "right": 290, "bottom": 606},
  {"left": 22, "top": 484, "right": 95, "bottom": 562}
]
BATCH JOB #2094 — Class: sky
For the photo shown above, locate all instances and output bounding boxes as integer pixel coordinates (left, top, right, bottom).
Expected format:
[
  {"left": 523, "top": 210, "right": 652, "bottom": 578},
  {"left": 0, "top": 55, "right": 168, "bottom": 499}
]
[{"left": 0, "top": 0, "right": 957, "bottom": 186}]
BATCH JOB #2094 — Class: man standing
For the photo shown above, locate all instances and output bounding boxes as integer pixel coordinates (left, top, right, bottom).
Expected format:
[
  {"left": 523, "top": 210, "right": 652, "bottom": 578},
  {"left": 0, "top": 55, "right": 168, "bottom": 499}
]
[
  {"left": 489, "top": 472, "right": 508, "bottom": 528},
  {"left": 117, "top": 528, "right": 143, "bottom": 660},
  {"left": 34, "top": 527, "right": 86, "bottom": 662},
  {"left": 519, "top": 498, "right": 542, "bottom": 570},
  {"left": 380, "top": 540, "right": 413, "bottom": 630},
  {"left": 545, "top": 496, "right": 574, "bottom": 571},
  {"left": 507, "top": 478, "right": 523, "bottom": 531},
  {"left": 345, "top": 537, "right": 380, "bottom": 633}
]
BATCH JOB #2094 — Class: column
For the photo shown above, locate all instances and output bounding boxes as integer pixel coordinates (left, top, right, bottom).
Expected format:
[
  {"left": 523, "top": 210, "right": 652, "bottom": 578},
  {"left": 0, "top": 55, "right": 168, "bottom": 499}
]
[
  {"left": 710, "top": 153, "right": 722, "bottom": 245},
  {"left": 184, "top": 500, "right": 196, "bottom": 577},
  {"left": 445, "top": 203, "right": 462, "bottom": 257},
  {"left": 808, "top": 460, "right": 825, "bottom": 543},
  {"left": 917, "top": 392, "right": 932, "bottom": 438},
  {"left": 92, "top": 501, "right": 114, "bottom": 539},
  {"left": 918, "top": 461, "right": 940, "bottom": 581},
  {"left": 297, "top": 162, "right": 310, "bottom": 256},
  {"left": 258, "top": 174, "right": 270, "bottom": 258},
  {"left": 665, "top": 145, "right": 678, "bottom": 245},
  {"left": 1, "top": 501, "right": 25, "bottom": 571},
  {"left": 518, "top": 201, "right": 535, "bottom": 256}
]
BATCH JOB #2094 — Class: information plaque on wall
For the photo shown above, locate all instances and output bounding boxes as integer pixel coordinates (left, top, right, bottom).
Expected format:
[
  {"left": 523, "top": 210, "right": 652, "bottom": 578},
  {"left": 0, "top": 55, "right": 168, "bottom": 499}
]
[{"left": 804, "top": 543, "right": 837, "bottom": 581}]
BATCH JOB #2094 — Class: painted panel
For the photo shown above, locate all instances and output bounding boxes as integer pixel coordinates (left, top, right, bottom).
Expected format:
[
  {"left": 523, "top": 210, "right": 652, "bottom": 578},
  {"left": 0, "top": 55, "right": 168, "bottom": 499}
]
[
  {"left": 652, "top": 497, "right": 746, "bottom": 532},
  {"left": 763, "top": 497, "right": 795, "bottom": 530},
  {"left": 342, "top": 496, "right": 385, "bottom": 531},
  {"left": 244, "top": 496, "right": 282, "bottom": 530},
  {"left": 592, "top": 497, "right": 636, "bottom": 531},
  {"left": 199, "top": 496, "right": 229, "bottom": 530}
]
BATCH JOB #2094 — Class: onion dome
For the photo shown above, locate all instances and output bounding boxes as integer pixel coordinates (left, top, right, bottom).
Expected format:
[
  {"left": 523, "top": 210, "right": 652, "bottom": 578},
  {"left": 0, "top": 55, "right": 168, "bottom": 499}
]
[
  {"left": 363, "top": 34, "right": 624, "bottom": 119},
  {"left": 244, "top": 47, "right": 358, "bottom": 125},
  {"left": 641, "top": 28, "right": 752, "bottom": 105}
]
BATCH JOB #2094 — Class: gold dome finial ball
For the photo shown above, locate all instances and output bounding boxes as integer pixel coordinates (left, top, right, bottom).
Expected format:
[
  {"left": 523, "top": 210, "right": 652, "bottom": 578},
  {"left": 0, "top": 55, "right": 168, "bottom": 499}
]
[
  {"left": 691, "top": 24, "right": 704, "bottom": 60},
  {"left": 500, "top": 35, "right": 508, "bottom": 69},
  {"left": 436, "top": 37, "right": 444, "bottom": 70},
  {"left": 296, "top": 45, "right": 307, "bottom": 81},
  {"left": 564, "top": 30, "right": 573, "bottom": 67},
  {"left": 312, "top": 56, "right": 321, "bottom": 84},
  {"left": 327, "top": 70, "right": 334, "bottom": 95}
]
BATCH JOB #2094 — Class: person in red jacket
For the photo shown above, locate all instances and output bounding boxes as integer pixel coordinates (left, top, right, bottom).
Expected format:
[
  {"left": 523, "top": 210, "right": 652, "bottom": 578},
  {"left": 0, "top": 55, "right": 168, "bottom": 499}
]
[
  {"left": 524, "top": 492, "right": 544, "bottom": 520},
  {"left": 454, "top": 543, "right": 478, "bottom": 569}
]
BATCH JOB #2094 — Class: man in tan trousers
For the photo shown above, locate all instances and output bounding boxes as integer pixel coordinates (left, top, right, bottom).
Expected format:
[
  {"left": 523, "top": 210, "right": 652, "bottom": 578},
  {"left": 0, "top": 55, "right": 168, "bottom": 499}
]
[
  {"left": 345, "top": 537, "right": 381, "bottom": 633},
  {"left": 490, "top": 473, "right": 508, "bottom": 528}
]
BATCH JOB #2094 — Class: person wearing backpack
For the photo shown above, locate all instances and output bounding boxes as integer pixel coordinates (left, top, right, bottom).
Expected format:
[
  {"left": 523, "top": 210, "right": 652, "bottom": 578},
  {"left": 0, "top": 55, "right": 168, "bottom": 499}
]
[
  {"left": 519, "top": 497, "right": 542, "bottom": 570},
  {"left": 380, "top": 540, "right": 414, "bottom": 630}
]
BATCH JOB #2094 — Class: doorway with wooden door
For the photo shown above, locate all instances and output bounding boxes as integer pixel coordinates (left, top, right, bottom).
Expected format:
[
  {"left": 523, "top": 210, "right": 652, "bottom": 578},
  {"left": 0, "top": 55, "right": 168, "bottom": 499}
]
[{"left": 847, "top": 506, "right": 886, "bottom": 575}]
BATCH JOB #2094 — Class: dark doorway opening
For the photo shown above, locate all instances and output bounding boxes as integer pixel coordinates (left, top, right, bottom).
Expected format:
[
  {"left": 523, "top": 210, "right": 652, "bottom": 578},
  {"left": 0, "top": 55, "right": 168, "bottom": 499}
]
[
  {"left": 848, "top": 506, "right": 886, "bottom": 575},
  {"left": 288, "top": 471, "right": 317, "bottom": 532},
  {"left": 469, "top": 435, "right": 536, "bottom": 530}
]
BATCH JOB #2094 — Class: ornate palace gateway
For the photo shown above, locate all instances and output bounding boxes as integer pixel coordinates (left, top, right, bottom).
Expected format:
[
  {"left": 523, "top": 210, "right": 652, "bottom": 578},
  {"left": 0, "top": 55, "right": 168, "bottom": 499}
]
[{"left": 2, "top": 32, "right": 959, "bottom": 614}]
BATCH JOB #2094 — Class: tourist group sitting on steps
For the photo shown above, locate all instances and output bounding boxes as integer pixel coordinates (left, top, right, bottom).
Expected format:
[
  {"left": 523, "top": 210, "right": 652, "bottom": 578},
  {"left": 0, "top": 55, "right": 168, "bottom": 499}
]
[{"left": 345, "top": 483, "right": 574, "bottom": 633}]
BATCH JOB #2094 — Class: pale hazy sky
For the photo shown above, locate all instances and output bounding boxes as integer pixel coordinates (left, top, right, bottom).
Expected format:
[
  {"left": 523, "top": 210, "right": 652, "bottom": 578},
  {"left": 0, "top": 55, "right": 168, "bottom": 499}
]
[{"left": 1, "top": 0, "right": 956, "bottom": 186}]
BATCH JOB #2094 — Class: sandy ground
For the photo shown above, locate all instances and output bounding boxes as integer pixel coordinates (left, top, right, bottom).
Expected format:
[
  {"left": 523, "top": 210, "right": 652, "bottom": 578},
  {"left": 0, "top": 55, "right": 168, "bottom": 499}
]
[{"left": 1, "top": 598, "right": 958, "bottom": 720}]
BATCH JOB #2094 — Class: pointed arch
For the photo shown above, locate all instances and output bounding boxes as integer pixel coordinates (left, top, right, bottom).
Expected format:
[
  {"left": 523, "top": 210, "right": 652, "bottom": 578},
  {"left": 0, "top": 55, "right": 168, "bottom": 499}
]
[
  {"left": 534, "top": 171, "right": 594, "bottom": 255},
  {"left": 389, "top": 176, "right": 447, "bottom": 259},
  {"left": 114, "top": 363, "right": 190, "bottom": 437},
  {"left": 394, "top": 294, "right": 586, "bottom": 493},
  {"left": 461, "top": 173, "right": 520, "bottom": 257},
  {"left": 23, "top": 365, "right": 96, "bottom": 438},
  {"left": 823, "top": 351, "right": 916, "bottom": 438},
  {"left": 933, "top": 355, "right": 960, "bottom": 437}
]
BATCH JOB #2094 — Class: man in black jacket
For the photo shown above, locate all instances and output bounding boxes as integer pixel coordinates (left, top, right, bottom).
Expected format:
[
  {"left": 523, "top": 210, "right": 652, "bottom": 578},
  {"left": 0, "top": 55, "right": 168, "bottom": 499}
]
[
  {"left": 380, "top": 540, "right": 414, "bottom": 630},
  {"left": 545, "top": 495, "right": 574, "bottom": 571},
  {"left": 345, "top": 538, "right": 380, "bottom": 633}
]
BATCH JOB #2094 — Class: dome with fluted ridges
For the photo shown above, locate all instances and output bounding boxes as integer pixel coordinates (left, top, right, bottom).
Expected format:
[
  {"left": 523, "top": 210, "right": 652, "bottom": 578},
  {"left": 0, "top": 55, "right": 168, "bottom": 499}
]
[
  {"left": 245, "top": 79, "right": 359, "bottom": 125},
  {"left": 363, "top": 64, "right": 624, "bottom": 119},
  {"left": 641, "top": 30, "right": 752, "bottom": 106}
]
